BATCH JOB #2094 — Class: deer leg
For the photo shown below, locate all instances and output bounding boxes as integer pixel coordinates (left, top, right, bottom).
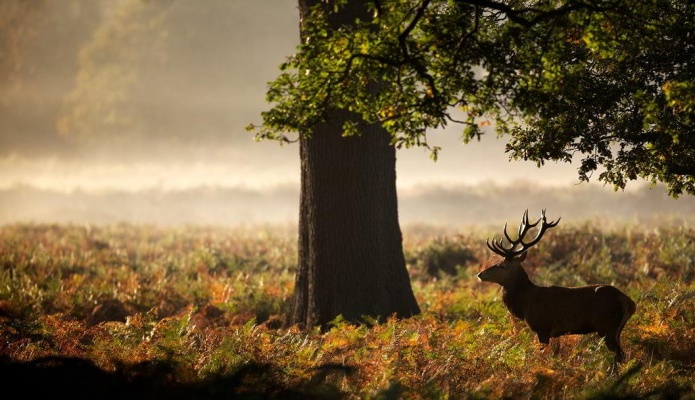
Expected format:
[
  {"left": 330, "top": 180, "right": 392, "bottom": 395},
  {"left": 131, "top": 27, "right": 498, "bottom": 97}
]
[
  {"left": 607, "top": 338, "right": 624, "bottom": 375},
  {"left": 598, "top": 327, "right": 625, "bottom": 368},
  {"left": 535, "top": 331, "right": 555, "bottom": 356},
  {"left": 605, "top": 335, "right": 624, "bottom": 363},
  {"left": 536, "top": 332, "right": 550, "bottom": 345},
  {"left": 549, "top": 337, "right": 561, "bottom": 356}
]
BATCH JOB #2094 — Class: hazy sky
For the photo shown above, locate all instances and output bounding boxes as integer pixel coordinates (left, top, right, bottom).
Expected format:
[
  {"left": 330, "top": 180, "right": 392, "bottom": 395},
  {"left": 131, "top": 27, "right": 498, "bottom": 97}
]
[
  {"left": 0, "top": 0, "right": 585, "bottom": 192},
  {"left": 3, "top": 0, "right": 687, "bottom": 226}
]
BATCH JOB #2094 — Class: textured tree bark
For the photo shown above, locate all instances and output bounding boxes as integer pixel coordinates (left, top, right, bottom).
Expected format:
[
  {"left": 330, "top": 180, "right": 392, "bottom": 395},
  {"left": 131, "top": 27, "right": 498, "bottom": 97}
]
[{"left": 290, "top": 0, "right": 421, "bottom": 328}]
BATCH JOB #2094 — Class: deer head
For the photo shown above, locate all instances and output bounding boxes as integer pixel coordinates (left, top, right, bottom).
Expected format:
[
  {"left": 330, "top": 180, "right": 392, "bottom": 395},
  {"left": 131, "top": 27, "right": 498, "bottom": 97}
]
[{"left": 478, "top": 209, "right": 560, "bottom": 285}]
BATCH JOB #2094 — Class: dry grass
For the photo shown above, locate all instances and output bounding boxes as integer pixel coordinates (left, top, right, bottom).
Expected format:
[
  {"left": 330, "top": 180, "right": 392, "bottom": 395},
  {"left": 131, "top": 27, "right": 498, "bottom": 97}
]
[{"left": 0, "top": 222, "right": 693, "bottom": 399}]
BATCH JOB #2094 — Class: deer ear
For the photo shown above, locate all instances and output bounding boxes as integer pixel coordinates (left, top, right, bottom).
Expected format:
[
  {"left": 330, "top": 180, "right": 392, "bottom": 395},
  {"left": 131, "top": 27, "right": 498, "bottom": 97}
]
[{"left": 517, "top": 251, "right": 528, "bottom": 262}]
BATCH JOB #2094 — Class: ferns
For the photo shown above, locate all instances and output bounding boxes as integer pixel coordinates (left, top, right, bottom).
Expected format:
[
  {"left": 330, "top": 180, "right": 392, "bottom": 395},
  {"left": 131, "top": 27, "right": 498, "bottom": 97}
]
[{"left": 0, "top": 222, "right": 693, "bottom": 399}]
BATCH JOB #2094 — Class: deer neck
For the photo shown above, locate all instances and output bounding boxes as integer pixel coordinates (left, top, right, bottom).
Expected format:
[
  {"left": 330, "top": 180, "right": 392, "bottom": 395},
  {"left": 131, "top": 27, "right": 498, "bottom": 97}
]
[{"left": 501, "top": 269, "right": 536, "bottom": 320}]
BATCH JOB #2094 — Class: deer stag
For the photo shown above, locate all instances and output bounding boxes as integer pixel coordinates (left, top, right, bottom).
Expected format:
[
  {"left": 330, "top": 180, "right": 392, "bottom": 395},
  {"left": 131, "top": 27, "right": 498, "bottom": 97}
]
[{"left": 477, "top": 210, "right": 636, "bottom": 365}]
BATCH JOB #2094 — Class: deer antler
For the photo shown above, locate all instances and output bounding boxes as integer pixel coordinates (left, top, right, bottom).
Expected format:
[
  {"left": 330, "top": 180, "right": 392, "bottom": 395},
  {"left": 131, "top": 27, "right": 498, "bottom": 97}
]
[{"left": 486, "top": 209, "right": 560, "bottom": 259}]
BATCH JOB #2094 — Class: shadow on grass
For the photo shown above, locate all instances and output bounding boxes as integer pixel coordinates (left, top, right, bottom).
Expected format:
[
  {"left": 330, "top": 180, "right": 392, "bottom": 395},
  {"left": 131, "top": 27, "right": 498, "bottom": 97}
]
[
  {"left": 583, "top": 362, "right": 691, "bottom": 400},
  {"left": 0, "top": 356, "right": 354, "bottom": 400},
  {"left": 2, "top": 355, "right": 692, "bottom": 399}
]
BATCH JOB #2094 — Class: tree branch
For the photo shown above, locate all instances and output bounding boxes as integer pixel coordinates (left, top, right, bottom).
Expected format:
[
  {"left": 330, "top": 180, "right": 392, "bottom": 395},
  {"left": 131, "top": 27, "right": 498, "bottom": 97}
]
[
  {"left": 397, "top": 0, "right": 438, "bottom": 98},
  {"left": 459, "top": 0, "right": 626, "bottom": 28}
]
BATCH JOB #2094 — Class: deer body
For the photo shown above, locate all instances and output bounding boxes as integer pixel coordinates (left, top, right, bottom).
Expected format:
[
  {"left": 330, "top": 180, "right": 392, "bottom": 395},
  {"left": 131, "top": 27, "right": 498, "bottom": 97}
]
[{"left": 478, "top": 210, "right": 636, "bottom": 364}]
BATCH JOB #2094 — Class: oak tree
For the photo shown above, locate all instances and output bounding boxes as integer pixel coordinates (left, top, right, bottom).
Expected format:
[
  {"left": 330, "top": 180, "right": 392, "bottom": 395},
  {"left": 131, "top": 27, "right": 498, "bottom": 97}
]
[{"left": 251, "top": 0, "right": 695, "bottom": 328}]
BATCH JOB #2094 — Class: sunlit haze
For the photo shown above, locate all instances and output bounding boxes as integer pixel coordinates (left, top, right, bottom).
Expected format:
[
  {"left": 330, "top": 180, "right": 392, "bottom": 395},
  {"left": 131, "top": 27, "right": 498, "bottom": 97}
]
[{"left": 1, "top": 0, "right": 692, "bottom": 226}]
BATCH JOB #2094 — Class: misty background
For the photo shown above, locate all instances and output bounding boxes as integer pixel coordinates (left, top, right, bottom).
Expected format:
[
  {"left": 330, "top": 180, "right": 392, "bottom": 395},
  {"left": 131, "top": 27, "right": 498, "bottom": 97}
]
[{"left": 1, "top": 0, "right": 694, "bottom": 228}]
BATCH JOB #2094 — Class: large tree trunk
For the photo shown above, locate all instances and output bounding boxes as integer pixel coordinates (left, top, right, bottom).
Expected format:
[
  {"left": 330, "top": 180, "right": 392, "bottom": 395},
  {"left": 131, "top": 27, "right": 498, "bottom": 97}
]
[{"left": 290, "top": 0, "right": 421, "bottom": 328}]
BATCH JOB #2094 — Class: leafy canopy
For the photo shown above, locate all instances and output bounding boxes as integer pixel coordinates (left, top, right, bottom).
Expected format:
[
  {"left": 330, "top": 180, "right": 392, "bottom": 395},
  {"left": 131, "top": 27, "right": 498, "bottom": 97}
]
[{"left": 251, "top": 0, "right": 695, "bottom": 196}]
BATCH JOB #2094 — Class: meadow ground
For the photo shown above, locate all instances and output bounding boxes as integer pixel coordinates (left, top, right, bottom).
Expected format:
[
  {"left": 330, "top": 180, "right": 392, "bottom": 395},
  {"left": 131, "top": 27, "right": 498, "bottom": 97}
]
[{"left": 0, "top": 221, "right": 693, "bottom": 399}]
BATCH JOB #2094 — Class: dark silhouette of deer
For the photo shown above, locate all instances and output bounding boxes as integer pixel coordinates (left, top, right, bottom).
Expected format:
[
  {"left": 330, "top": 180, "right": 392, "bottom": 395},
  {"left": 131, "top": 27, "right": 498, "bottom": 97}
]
[{"left": 477, "top": 210, "right": 636, "bottom": 365}]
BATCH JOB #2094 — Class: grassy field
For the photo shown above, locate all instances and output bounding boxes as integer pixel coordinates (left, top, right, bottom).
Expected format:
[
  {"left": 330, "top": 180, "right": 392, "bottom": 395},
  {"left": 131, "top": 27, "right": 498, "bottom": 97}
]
[{"left": 0, "top": 221, "right": 693, "bottom": 399}]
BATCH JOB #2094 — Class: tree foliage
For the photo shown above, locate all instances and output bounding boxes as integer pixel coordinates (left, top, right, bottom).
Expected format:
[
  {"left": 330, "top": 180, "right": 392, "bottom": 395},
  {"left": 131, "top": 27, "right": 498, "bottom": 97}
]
[{"left": 254, "top": 0, "right": 695, "bottom": 196}]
